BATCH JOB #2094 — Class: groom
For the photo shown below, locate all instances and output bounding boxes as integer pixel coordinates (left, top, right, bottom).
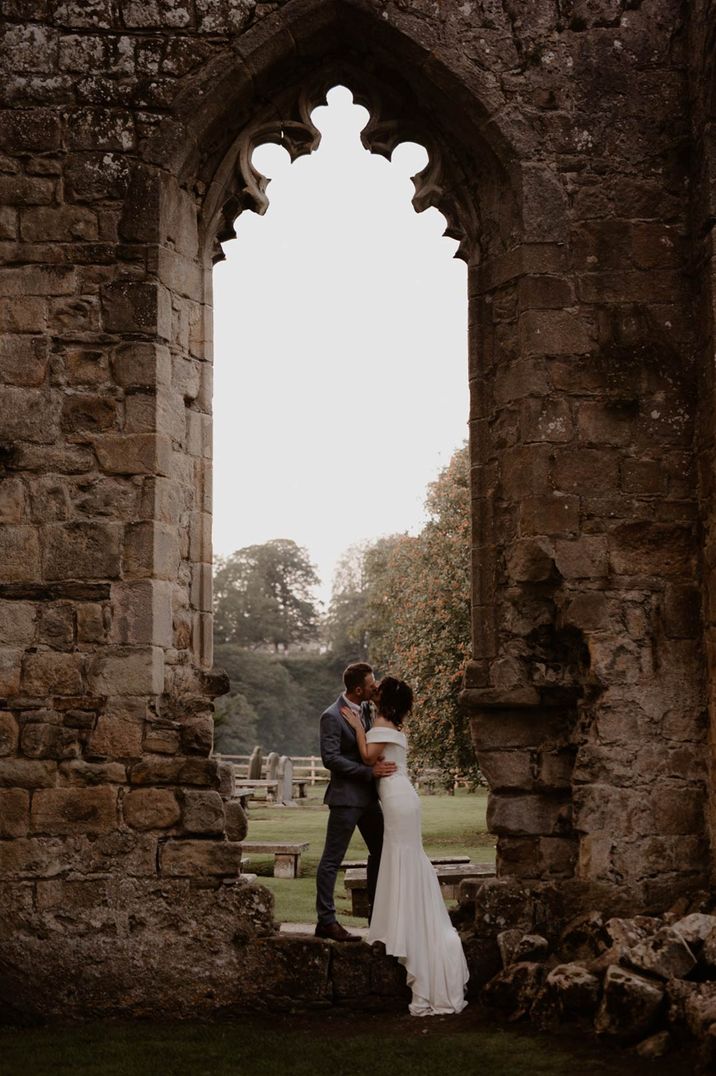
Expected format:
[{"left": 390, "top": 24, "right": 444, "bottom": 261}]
[{"left": 315, "top": 662, "right": 396, "bottom": 941}]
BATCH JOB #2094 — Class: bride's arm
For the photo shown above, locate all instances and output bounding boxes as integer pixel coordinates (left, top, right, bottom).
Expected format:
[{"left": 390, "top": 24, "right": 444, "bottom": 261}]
[{"left": 340, "top": 708, "right": 385, "bottom": 765}]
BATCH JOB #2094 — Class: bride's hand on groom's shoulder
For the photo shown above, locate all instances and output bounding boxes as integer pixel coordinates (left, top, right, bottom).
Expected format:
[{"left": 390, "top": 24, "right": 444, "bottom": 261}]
[{"left": 340, "top": 707, "right": 360, "bottom": 730}]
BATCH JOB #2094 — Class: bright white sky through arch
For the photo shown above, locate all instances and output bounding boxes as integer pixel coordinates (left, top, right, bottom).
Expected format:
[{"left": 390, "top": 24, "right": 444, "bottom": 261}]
[{"left": 212, "top": 86, "right": 469, "bottom": 607}]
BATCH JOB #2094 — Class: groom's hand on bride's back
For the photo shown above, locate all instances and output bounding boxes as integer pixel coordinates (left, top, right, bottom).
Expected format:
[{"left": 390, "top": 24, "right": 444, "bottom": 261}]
[{"left": 372, "top": 757, "right": 397, "bottom": 778}]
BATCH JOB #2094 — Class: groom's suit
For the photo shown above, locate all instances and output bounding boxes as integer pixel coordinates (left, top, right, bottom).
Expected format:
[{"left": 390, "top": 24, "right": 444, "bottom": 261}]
[{"left": 315, "top": 695, "right": 384, "bottom": 926}]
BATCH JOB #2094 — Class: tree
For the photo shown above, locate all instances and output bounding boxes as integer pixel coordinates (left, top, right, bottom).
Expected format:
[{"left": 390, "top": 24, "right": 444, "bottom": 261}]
[
  {"left": 214, "top": 538, "right": 321, "bottom": 651},
  {"left": 332, "top": 444, "right": 477, "bottom": 781},
  {"left": 213, "top": 644, "right": 344, "bottom": 756},
  {"left": 325, "top": 542, "right": 372, "bottom": 662}
]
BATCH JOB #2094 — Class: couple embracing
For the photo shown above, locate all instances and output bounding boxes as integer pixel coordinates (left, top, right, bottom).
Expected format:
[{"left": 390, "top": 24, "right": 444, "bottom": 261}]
[{"left": 315, "top": 662, "right": 469, "bottom": 1017}]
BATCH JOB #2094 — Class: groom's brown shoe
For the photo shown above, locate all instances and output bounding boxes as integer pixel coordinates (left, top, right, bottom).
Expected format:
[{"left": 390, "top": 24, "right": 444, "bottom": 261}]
[{"left": 315, "top": 921, "right": 361, "bottom": 942}]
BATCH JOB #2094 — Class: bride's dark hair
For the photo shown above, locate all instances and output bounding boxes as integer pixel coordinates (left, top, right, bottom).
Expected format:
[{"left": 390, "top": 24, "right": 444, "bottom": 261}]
[{"left": 377, "top": 676, "right": 413, "bottom": 729}]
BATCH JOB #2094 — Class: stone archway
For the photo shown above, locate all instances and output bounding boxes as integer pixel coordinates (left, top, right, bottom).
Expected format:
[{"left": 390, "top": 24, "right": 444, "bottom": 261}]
[{"left": 0, "top": 0, "right": 711, "bottom": 1018}]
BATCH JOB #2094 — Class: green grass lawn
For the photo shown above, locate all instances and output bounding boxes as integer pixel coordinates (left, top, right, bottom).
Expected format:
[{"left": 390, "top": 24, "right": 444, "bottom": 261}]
[
  {"left": 244, "top": 788, "right": 495, "bottom": 926},
  {"left": 0, "top": 1012, "right": 693, "bottom": 1076}
]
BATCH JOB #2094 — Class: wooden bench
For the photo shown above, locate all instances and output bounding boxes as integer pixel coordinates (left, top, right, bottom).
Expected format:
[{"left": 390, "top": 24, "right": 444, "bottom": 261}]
[
  {"left": 232, "top": 787, "right": 253, "bottom": 810},
  {"left": 293, "top": 779, "right": 308, "bottom": 799},
  {"left": 344, "top": 861, "right": 495, "bottom": 916},
  {"left": 238, "top": 841, "right": 309, "bottom": 879},
  {"left": 340, "top": 855, "right": 471, "bottom": 870},
  {"left": 239, "top": 778, "right": 279, "bottom": 802}
]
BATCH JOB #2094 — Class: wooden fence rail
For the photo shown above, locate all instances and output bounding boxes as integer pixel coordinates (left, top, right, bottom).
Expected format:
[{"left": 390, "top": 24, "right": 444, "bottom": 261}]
[{"left": 218, "top": 752, "right": 329, "bottom": 785}]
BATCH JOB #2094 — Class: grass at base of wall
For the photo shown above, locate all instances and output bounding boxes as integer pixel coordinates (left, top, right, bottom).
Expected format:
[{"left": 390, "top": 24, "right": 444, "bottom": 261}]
[{"left": 243, "top": 789, "right": 495, "bottom": 926}]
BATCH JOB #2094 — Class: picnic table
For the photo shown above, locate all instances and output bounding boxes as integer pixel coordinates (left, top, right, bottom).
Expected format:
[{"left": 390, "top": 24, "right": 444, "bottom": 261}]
[
  {"left": 232, "top": 787, "right": 253, "bottom": 810},
  {"left": 344, "top": 860, "right": 495, "bottom": 916},
  {"left": 238, "top": 841, "right": 309, "bottom": 879}
]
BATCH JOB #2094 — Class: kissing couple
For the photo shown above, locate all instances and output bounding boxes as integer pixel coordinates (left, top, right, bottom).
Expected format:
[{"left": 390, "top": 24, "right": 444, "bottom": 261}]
[{"left": 314, "top": 662, "right": 469, "bottom": 1016}]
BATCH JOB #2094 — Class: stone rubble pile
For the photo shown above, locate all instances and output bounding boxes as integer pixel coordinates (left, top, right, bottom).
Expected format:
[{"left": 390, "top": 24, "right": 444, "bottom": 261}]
[{"left": 477, "top": 891, "right": 716, "bottom": 1070}]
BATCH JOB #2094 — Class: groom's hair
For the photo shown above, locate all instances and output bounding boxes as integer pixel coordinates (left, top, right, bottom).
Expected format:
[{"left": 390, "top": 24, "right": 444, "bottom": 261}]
[{"left": 343, "top": 662, "right": 373, "bottom": 693}]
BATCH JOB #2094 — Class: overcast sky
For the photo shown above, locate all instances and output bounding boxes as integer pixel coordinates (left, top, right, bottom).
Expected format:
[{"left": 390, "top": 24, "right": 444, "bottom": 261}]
[{"left": 212, "top": 86, "right": 468, "bottom": 606}]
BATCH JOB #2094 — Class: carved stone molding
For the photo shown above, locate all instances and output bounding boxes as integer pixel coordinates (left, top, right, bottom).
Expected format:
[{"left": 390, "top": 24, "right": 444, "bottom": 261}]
[{"left": 209, "top": 68, "right": 478, "bottom": 263}]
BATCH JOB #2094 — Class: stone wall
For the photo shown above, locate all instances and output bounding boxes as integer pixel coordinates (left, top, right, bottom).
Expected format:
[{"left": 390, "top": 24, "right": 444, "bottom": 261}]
[{"left": 0, "top": 0, "right": 714, "bottom": 1016}]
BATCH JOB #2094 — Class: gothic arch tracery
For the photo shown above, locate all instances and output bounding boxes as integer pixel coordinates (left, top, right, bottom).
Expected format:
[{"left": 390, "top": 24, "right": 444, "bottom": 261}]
[{"left": 205, "top": 69, "right": 480, "bottom": 264}]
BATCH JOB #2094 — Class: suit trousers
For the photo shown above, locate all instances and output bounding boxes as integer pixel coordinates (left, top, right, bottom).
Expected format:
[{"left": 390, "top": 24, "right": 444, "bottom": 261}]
[{"left": 316, "top": 801, "right": 384, "bottom": 925}]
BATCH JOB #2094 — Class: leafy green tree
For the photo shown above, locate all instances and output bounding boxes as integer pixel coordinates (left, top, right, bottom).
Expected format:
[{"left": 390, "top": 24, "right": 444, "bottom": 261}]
[
  {"left": 325, "top": 542, "right": 372, "bottom": 662},
  {"left": 213, "top": 646, "right": 346, "bottom": 756},
  {"left": 346, "top": 445, "right": 477, "bottom": 781},
  {"left": 214, "top": 539, "right": 321, "bottom": 651},
  {"left": 213, "top": 690, "right": 259, "bottom": 755}
]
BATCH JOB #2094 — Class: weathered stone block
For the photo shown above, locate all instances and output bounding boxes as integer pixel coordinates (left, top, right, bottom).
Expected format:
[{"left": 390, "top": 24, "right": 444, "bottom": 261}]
[
  {"left": 87, "top": 646, "right": 164, "bottom": 696},
  {"left": 506, "top": 537, "right": 556, "bottom": 582},
  {"left": 0, "top": 295, "right": 46, "bottom": 333},
  {"left": 519, "top": 310, "right": 593, "bottom": 357},
  {"left": 129, "top": 757, "right": 219, "bottom": 788},
  {"left": 111, "top": 342, "right": 171, "bottom": 389},
  {"left": 0, "top": 265, "right": 75, "bottom": 296},
  {"left": 180, "top": 714, "right": 213, "bottom": 756},
  {"left": 123, "top": 788, "right": 181, "bottom": 830},
  {"left": 0, "top": 387, "right": 62, "bottom": 444},
  {"left": 0, "top": 650, "right": 22, "bottom": 696},
  {"left": 553, "top": 536, "right": 608, "bottom": 579},
  {"left": 109, "top": 580, "right": 172, "bottom": 646},
  {"left": 538, "top": 963, "right": 601, "bottom": 1025},
  {"left": 143, "top": 724, "right": 181, "bottom": 754},
  {"left": 0, "top": 711, "right": 19, "bottom": 755},
  {"left": 487, "top": 793, "right": 571, "bottom": 836},
  {"left": 101, "top": 281, "right": 171, "bottom": 338},
  {"left": 224, "top": 799, "right": 248, "bottom": 842},
  {"left": 76, "top": 603, "right": 107, "bottom": 643},
  {"left": 520, "top": 493, "right": 580, "bottom": 537},
  {"left": 621, "top": 459, "right": 666, "bottom": 495},
  {"left": 0, "top": 758, "right": 56, "bottom": 788},
  {"left": 20, "top": 722, "right": 81, "bottom": 760},
  {"left": 0, "top": 108, "right": 61, "bottom": 152},
  {"left": 553, "top": 447, "right": 620, "bottom": 492},
  {"left": 0, "top": 175, "right": 55, "bottom": 205},
  {"left": 0, "top": 334, "right": 49, "bottom": 387},
  {"left": 494, "top": 359, "right": 551, "bottom": 404},
  {"left": 61, "top": 394, "right": 117, "bottom": 434},
  {"left": 59, "top": 760, "right": 127, "bottom": 785},
  {"left": 0, "top": 601, "right": 35, "bottom": 645},
  {"left": 482, "top": 960, "right": 547, "bottom": 1016},
  {"left": 87, "top": 712, "right": 143, "bottom": 759},
  {"left": 21, "top": 651, "right": 84, "bottom": 696},
  {"left": 181, "top": 790, "right": 224, "bottom": 834},
  {"left": 520, "top": 397, "right": 574, "bottom": 443},
  {"left": 122, "top": 521, "right": 180, "bottom": 579},
  {"left": 0, "top": 525, "right": 41, "bottom": 581},
  {"left": 0, "top": 836, "right": 66, "bottom": 878},
  {"left": 94, "top": 433, "right": 172, "bottom": 476},
  {"left": 0, "top": 788, "right": 29, "bottom": 837},
  {"left": 43, "top": 522, "right": 122, "bottom": 580},
  {"left": 159, "top": 839, "right": 242, "bottom": 877},
  {"left": 31, "top": 787, "right": 117, "bottom": 836},
  {"left": 577, "top": 401, "right": 636, "bottom": 446},
  {"left": 479, "top": 750, "right": 534, "bottom": 792},
  {"left": 595, "top": 965, "right": 664, "bottom": 1042},
  {"left": 662, "top": 585, "right": 700, "bottom": 638},
  {"left": 20, "top": 205, "right": 98, "bottom": 242},
  {"left": 34, "top": 605, "right": 72, "bottom": 651},
  {"left": 190, "top": 563, "right": 212, "bottom": 613},
  {"left": 560, "top": 592, "right": 609, "bottom": 632},
  {"left": 625, "top": 925, "right": 696, "bottom": 980},
  {"left": 609, "top": 522, "right": 694, "bottom": 577}
]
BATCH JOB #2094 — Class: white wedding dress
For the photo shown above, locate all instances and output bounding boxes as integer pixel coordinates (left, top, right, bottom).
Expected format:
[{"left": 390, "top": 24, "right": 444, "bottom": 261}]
[{"left": 365, "top": 726, "right": 469, "bottom": 1016}]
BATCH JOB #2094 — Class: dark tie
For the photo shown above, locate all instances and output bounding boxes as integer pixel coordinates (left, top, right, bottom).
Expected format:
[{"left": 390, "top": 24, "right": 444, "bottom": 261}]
[{"left": 361, "top": 702, "right": 372, "bottom": 731}]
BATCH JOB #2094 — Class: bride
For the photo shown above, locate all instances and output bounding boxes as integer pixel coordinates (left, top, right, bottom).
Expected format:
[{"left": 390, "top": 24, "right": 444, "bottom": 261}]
[{"left": 341, "top": 676, "right": 469, "bottom": 1016}]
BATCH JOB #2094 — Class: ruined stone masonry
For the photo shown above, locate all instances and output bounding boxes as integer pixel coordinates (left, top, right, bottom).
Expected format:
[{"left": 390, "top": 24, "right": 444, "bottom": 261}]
[{"left": 0, "top": 0, "right": 716, "bottom": 1026}]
